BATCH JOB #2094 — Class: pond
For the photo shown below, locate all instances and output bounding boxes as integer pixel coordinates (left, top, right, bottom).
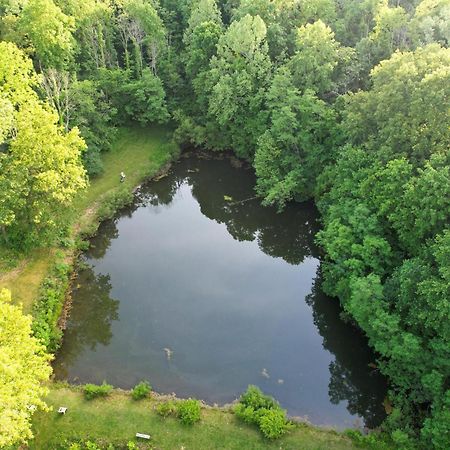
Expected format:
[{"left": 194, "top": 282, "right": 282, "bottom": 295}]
[{"left": 54, "top": 154, "right": 387, "bottom": 429}]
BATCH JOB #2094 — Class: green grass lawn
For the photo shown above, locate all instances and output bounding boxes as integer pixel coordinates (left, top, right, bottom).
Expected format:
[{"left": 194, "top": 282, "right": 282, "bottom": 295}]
[
  {"left": 30, "top": 386, "right": 358, "bottom": 450},
  {"left": 0, "top": 125, "right": 174, "bottom": 312},
  {"left": 74, "top": 125, "right": 174, "bottom": 213}
]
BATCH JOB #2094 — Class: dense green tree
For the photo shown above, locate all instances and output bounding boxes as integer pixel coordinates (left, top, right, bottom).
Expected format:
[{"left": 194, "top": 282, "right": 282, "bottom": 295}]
[
  {"left": 297, "top": 0, "right": 337, "bottom": 26},
  {"left": 254, "top": 66, "right": 337, "bottom": 208},
  {"left": 206, "top": 14, "right": 272, "bottom": 159},
  {"left": 411, "top": 0, "right": 450, "bottom": 46},
  {"left": 19, "top": 0, "right": 75, "bottom": 68},
  {"left": 356, "top": 1, "right": 409, "bottom": 72},
  {"left": 333, "top": 0, "right": 377, "bottom": 45},
  {"left": 232, "top": 0, "right": 286, "bottom": 59},
  {"left": 116, "top": 0, "right": 166, "bottom": 75},
  {"left": 158, "top": 0, "right": 192, "bottom": 49},
  {"left": 317, "top": 43, "right": 450, "bottom": 446},
  {"left": 68, "top": 79, "right": 118, "bottom": 176},
  {"left": 122, "top": 68, "right": 170, "bottom": 124},
  {"left": 0, "top": 289, "right": 52, "bottom": 448},
  {"left": 56, "top": 0, "right": 117, "bottom": 73},
  {"left": 289, "top": 20, "right": 341, "bottom": 94},
  {"left": 0, "top": 42, "right": 87, "bottom": 246},
  {"left": 184, "top": 0, "right": 222, "bottom": 39},
  {"left": 343, "top": 44, "right": 450, "bottom": 164}
]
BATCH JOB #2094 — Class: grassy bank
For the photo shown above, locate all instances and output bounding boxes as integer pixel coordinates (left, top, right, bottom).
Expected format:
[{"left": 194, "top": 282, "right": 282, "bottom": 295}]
[
  {"left": 30, "top": 386, "right": 358, "bottom": 450},
  {"left": 0, "top": 125, "right": 175, "bottom": 312}
]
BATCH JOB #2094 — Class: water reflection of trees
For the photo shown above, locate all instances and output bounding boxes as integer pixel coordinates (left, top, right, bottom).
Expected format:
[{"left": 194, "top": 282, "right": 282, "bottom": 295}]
[
  {"left": 53, "top": 265, "right": 119, "bottom": 380},
  {"left": 87, "top": 220, "right": 119, "bottom": 259},
  {"left": 135, "top": 156, "right": 321, "bottom": 265},
  {"left": 306, "top": 273, "right": 388, "bottom": 428}
]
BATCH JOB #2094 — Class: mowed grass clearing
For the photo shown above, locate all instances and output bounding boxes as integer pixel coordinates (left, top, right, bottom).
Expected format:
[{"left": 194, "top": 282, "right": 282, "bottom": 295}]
[
  {"left": 30, "top": 386, "right": 358, "bottom": 450},
  {"left": 0, "top": 125, "right": 174, "bottom": 312}
]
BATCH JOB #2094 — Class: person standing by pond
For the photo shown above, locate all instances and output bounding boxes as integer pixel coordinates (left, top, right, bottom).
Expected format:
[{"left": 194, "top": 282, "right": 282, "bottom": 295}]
[{"left": 120, "top": 172, "right": 126, "bottom": 183}]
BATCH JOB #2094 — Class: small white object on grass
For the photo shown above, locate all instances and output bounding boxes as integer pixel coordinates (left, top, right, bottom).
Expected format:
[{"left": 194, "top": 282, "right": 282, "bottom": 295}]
[
  {"left": 58, "top": 407, "right": 68, "bottom": 414},
  {"left": 136, "top": 433, "right": 151, "bottom": 440}
]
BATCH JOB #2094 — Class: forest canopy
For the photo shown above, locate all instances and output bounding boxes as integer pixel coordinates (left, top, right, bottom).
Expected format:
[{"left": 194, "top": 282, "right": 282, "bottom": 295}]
[{"left": 0, "top": 0, "right": 449, "bottom": 448}]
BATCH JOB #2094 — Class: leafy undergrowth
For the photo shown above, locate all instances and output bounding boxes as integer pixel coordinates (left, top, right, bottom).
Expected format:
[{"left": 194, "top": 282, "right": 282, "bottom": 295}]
[{"left": 30, "top": 386, "right": 360, "bottom": 450}]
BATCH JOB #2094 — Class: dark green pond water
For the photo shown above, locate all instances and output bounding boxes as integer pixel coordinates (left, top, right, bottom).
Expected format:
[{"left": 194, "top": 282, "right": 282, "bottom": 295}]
[{"left": 54, "top": 154, "right": 387, "bottom": 429}]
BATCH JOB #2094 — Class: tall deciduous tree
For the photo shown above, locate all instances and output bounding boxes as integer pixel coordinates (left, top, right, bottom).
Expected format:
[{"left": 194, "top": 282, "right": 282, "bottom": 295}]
[
  {"left": 411, "top": 0, "right": 450, "bottom": 46},
  {"left": 57, "top": 0, "right": 117, "bottom": 73},
  {"left": 0, "top": 288, "right": 52, "bottom": 448},
  {"left": 343, "top": 44, "right": 450, "bottom": 164},
  {"left": 289, "top": 20, "right": 341, "bottom": 94},
  {"left": 0, "top": 42, "right": 87, "bottom": 246},
  {"left": 254, "top": 66, "right": 337, "bottom": 208},
  {"left": 19, "top": 0, "right": 75, "bottom": 68},
  {"left": 206, "top": 14, "right": 272, "bottom": 159},
  {"left": 184, "top": 0, "right": 222, "bottom": 41}
]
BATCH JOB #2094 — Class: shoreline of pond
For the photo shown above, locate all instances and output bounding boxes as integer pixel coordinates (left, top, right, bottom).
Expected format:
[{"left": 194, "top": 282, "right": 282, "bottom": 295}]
[{"left": 52, "top": 152, "right": 388, "bottom": 432}]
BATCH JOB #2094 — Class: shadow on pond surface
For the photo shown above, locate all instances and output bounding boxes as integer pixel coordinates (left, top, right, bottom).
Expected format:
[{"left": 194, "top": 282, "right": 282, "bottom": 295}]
[{"left": 54, "top": 154, "right": 387, "bottom": 429}]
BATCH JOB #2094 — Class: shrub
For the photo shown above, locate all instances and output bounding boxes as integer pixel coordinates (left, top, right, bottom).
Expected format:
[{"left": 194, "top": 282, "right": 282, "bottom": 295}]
[
  {"left": 239, "top": 385, "right": 279, "bottom": 411},
  {"left": 156, "top": 400, "right": 177, "bottom": 418},
  {"left": 258, "top": 408, "right": 290, "bottom": 439},
  {"left": 177, "top": 399, "right": 201, "bottom": 425},
  {"left": 131, "top": 380, "right": 152, "bottom": 400},
  {"left": 235, "top": 385, "right": 280, "bottom": 425},
  {"left": 96, "top": 187, "right": 133, "bottom": 222},
  {"left": 32, "top": 260, "right": 71, "bottom": 352},
  {"left": 83, "top": 382, "right": 113, "bottom": 400},
  {"left": 234, "top": 404, "right": 258, "bottom": 424},
  {"left": 235, "top": 386, "right": 290, "bottom": 439}
]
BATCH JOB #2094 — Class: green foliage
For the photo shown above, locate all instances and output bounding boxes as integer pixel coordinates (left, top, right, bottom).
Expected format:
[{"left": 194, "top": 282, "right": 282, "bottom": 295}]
[
  {"left": 205, "top": 14, "right": 272, "bottom": 159},
  {"left": 343, "top": 44, "right": 450, "bottom": 164},
  {"left": 236, "top": 385, "right": 280, "bottom": 413},
  {"left": 289, "top": 20, "right": 341, "bottom": 94},
  {"left": 83, "top": 382, "right": 113, "bottom": 400},
  {"left": 19, "top": 0, "right": 75, "bottom": 68},
  {"left": 258, "top": 408, "right": 291, "bottom": 439},
  {"left": 254, "top": 66, "right": 337, "bottom": 208},
  {"left": 318, "top": 44, "right": 450, "bottom": 446},
  {"left": 0, "top": 42, "right": 87, "bottom": 249},
  {"left": 235, "top": 386, "right": 290, "bottom": 439},
  {"left": 176, "top": 399, "right": 201, "bottom": 425},
  {"left": 411, "top": 0, "right": 450, "bottom": 46},
  {"left": 31, "top": 259, "right": 71, "bottom": 352},
  {"left": 123, "top": 69, "right": 170, "bottom": 125},
  {"left": 184, "top": 0, "right": 222, "bottom": 41},
  {"left": 0, "top": 289, "right": 51, "bottom": 448},
  {"left": 156, "top": 400, "right": 178, "bottom": 418},
  {"left": 97, "top": 68, "right": 169, "bottom": 126},
  {"left": 345, "top": 429, "right": 394, "bottom": 449},
  {"left": 131, "top": 381, "right": 151, "bottom": 400},
  {"left": 96, "top": 187, "right": 134, "bottom": 223},
  {"left": 69, "top": 79, "right": 117, "bottom": 177}
]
